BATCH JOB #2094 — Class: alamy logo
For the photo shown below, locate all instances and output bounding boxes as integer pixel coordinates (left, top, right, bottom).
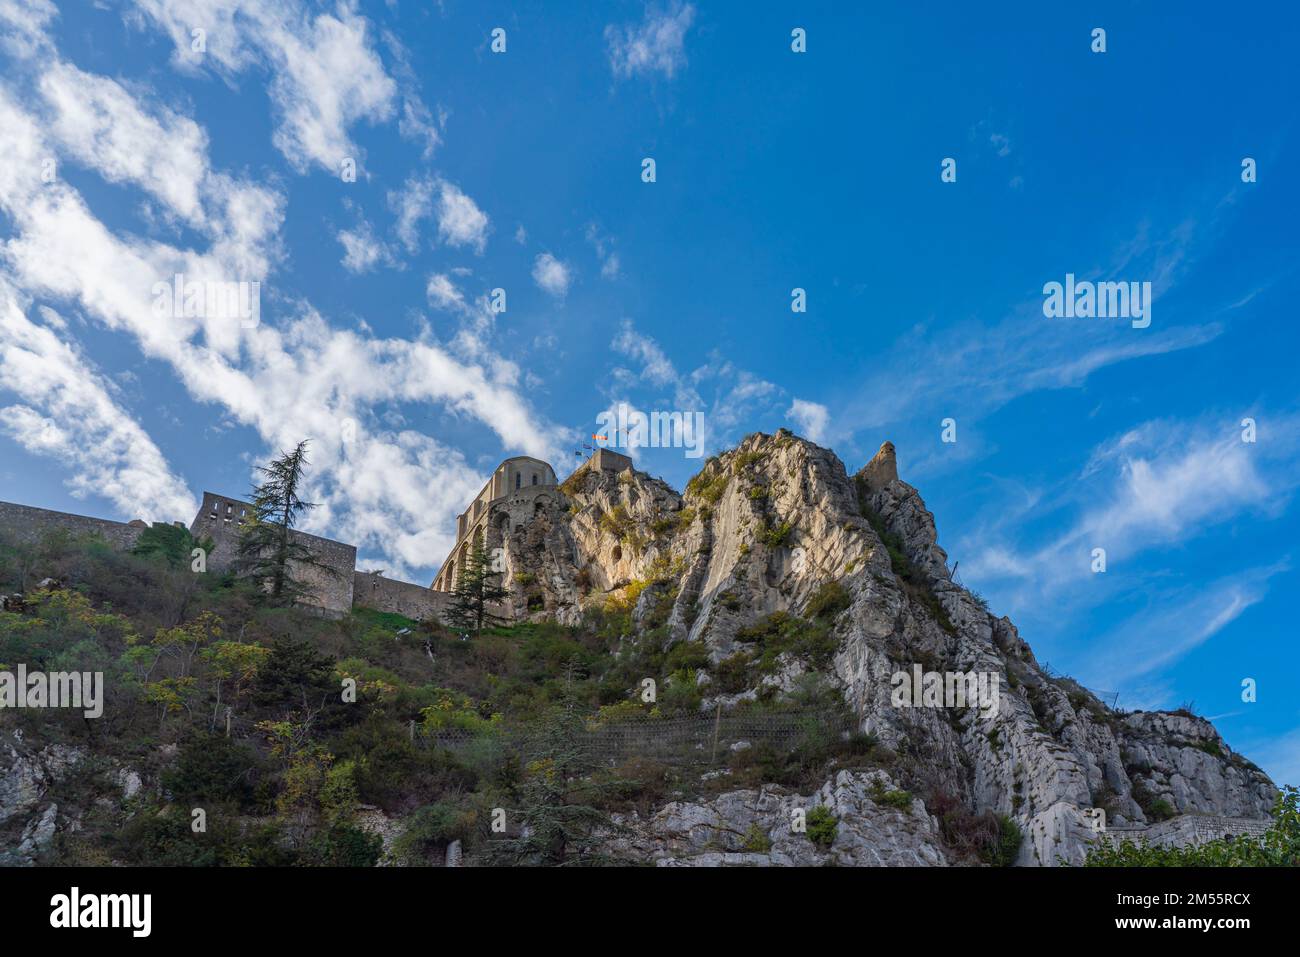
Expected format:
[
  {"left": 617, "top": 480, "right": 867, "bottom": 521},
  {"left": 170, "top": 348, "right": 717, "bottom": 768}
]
[
  {"left": 596, "top": 402, "right": 705, "bottom": 459},
  {"left": 151, "top": 272, "right": 260, "bottom": 328},
  {"left": 1042, "top": 273, "right": 1151, "bottom": 329},
  {"left": 50, "top": 887, "right": 151, "bottom": 937},
  {"left": 0, "top": 666, "right": 102, "bottom": 718},
  {"left": 891, "top": 665, "right": 1000, "bottom": 716}
]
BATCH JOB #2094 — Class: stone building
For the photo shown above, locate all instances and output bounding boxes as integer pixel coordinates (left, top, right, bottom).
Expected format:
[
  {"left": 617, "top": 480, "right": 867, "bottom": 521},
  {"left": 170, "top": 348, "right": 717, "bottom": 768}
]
[
  {"left": 431, "top": 456, "right": 558, "bottom": 592},
  {"left": 430, "top": 450, "right": 631, "bottom": 593}
]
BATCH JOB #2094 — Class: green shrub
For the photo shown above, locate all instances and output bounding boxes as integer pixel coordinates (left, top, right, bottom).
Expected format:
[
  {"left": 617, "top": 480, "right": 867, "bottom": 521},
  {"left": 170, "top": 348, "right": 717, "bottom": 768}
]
[
  {"left": 805, "top": 580, "right": 850, "bottom": 620},
  {"left": 870, "top": 779, "right": 913, "bottom": 810},
  {"left": 731, "top": 450, "right": 765, "bottom": 474},
  {"left": 806, "top": 805, "right": 838, "bottom": 848},
  {"left": 686, "top": 464, "right": 730, "bottom": 504},
  {"left": 161, "top": 733, "right": 261, "bottom": 809},
  {"left": 306, "top": 822, "right": 383, "bottom": 867},
  {"left": 983, "top": 814, "right": 1022, "bottom": 867},
  {"left": 742, "top": 823, "right": 772, "bottom": 853},
  {"left": 759, "top": 520, "right": 793, "bottom": 548}
]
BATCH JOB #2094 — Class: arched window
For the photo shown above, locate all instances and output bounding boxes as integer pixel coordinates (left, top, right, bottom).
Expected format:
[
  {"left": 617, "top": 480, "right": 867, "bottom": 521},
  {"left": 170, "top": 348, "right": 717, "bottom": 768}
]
[
  {"left": 532, "top": 473, "right": 539, "bottom": 485},
  {"left": 515, "top": 472, "right": 521, "bottom": 490}
]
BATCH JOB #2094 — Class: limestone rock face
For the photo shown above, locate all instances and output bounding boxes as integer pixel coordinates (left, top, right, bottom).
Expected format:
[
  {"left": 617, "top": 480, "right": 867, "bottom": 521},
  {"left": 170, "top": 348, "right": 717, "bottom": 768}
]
[
  {"left": 498, "top": 429, "right": 1278, "bottom": 865},
  {"left": 0, "top": 734, "right": 86, "bottom": 866},
  {"left": 609, "top": 770, "right": 949, "bottom": 867},
  {"left": 0, "top": 731, "right": 150, "bottom": 866}
]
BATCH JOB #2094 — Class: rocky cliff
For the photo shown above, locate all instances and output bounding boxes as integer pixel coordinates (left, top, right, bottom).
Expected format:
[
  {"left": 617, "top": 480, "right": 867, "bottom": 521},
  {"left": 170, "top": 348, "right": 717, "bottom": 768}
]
[
  {"left": 0, "top": 429, "right": 1276, "bottom": 867},
  {"left": 492, "top": 429, "right": 1277, "bottom": 865}
]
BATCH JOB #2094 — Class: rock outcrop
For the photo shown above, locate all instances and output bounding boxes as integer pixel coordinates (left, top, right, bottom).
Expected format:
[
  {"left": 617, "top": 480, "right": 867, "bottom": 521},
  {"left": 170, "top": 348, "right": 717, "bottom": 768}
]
[
  {"left": 609, "top": 769, "right": 949, "bottom": 866},
  {"left": 500, "top": 429, "right": 1277, "bottom": 865}
]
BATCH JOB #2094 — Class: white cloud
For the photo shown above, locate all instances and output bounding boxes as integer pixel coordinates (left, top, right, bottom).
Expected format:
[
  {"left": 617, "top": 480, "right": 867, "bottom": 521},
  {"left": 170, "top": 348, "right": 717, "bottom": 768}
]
[
  {"left": 130, "top": 0, "right": 397, "bottom": 174},
  {"left": 584, "top": 223, "right": 620, "bottom": 279},
  {"left": 0, "top": 59, "right": 565, "bottom": 580},
  {"left": 532, "top": 253, "right": 571, "bottom": 298},
  {"left": 337, "top": 220, "right": 388, "bottom": 273},
  {"left": 388, "top": 176, "right": 435, "bottom": 253},
  {"left": 614, "top": 323, "right": 677, "bottom": 386},
  {"left": 0, "top": 278, "right": 197, "bottom": 521},
  {"left": 1080, "top": 561, "right": 1287, "bottom": 691},
  {"left": 786, "top": 399, "right": 829, "bottom": 443},
  {"left": 608, "top": 320, "right": 783, "bottom": 457},
  {"left": 962, "top": 414, "right": 1293, "bottom": 598},
  {"left": 38, "top": 62, "right": 209, "bottom": 223},
  {"left": 435, "top": 178, "right": 489, "bottom": 253},
  {"left": 1051, "top": 420, "right": 1279, "bottom": 571},
  {"left": 425, "top": 272, "right": 466, "bottom": 312},
  {"left": 605, "top": 2, "right": 695, "bottom": 80}
]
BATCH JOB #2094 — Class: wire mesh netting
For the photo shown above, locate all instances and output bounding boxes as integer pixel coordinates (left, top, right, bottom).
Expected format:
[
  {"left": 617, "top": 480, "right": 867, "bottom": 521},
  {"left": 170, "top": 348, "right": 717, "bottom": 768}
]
[{"left": 418, "top": 708, "right": 858, "bottom": 766}]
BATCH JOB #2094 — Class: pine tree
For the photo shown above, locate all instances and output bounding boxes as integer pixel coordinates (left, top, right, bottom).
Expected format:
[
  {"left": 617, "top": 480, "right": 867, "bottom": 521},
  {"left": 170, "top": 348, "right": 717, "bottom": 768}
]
[
  {"left": 488, "top": 660, "right": 627, "bottom": 866},
  {"left": 442, "top": 541, "right": 509, "bottom": 636},
  {"left": 235, "top": 440, "right": 338, "bottom": 605}
]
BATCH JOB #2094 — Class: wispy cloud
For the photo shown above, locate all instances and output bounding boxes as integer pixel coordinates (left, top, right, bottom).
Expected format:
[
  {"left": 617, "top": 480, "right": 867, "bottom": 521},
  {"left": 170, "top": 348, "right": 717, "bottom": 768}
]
[
  {"left": 0, "top": 278, "right": 196, "bottom": 520},
  {"left": 1079, "top": 561, "right": 1289, "bottom": 692},
  {"left": 130, "top": 0, "right": 398, "bottom": 174},
  {"left": 605, "top": 2, "right": 695, "bottom": 80},
  {"left": 961, "top": 412, "right": 1296, "bottom": 595},
  {"left": 608, "top": 320, "right": 782, "bottom": 456}
]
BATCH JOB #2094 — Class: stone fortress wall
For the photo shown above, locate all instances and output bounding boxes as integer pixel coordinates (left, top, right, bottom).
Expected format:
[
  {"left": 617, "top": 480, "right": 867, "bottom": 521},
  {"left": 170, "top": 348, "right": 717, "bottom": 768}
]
[
  {"left": 353, "top": 569, "right": 447, "bottom": 621},
  {"left": 433, "top": 456, "right": 560, "bottom": 592},
  {"left": 0, "top": 448, "right": 630, "bottom": 622},
  {"left": 1101, "top": 814, "right": 1273, "bottom": 849},
  {"left": 0, "top": 500, "right": 158, "bottom": 551},
  {"left": 190, "top": 491, "right": 359, "bottom": 616},
  {"left": 0, "top": 494, "right": 441, "bottom": 621}
]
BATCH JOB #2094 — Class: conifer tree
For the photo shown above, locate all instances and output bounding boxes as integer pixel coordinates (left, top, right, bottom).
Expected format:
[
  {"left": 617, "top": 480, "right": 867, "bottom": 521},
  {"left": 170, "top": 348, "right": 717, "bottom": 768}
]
[
  {"left": 235, "top": 440, "right": 337, "bottom": 605},
  {"left": 488, "top": 659, "right": 627, "bottom": 866},
  {"left": 443, "top": 540, "right": 509, "bottom": 636}
]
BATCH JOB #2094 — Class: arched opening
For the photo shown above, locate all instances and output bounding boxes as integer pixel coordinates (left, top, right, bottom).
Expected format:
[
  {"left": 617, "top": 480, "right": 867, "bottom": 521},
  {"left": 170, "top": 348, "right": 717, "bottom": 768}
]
[
  {"left": 532, "top": 473, "right": 539, "bottom": 485},
  {"left": 612, "top": 545, "right": 623, "bottom": 562},
  {"left": 515, "top": 472, "right": 521, "bottom": 490}
]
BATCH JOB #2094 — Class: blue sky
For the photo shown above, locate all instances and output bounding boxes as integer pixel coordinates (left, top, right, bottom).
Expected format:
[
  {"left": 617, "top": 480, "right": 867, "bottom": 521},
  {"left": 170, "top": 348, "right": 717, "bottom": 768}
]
[{"left": 0, "top": 1, "right": 1297, "bottom": 783}]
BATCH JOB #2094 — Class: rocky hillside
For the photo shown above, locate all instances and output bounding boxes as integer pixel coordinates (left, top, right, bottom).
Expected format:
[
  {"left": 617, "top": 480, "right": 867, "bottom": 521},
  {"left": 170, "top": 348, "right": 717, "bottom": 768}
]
[
  {"left": 0, "top": 429, "right": 1277, "bottom": 868},
  {"left": 494, "top": 429, "right": 1277, "bottom": 865}
]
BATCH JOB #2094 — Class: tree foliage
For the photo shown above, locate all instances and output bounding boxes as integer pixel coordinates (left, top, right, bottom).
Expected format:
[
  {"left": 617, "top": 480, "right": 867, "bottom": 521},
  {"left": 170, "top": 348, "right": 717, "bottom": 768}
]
[
  {"left": 488, "top": 661, "right": 627, "bottom": 866},
  {"left": 443, "top": 541, "right": 509, "bottom": 636},
  {"left": 1083, "top": 786, "right": 1300, "bottom": 866},
  {"left": 235, "top": 440, "right": 337, "bottom": 604}
]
